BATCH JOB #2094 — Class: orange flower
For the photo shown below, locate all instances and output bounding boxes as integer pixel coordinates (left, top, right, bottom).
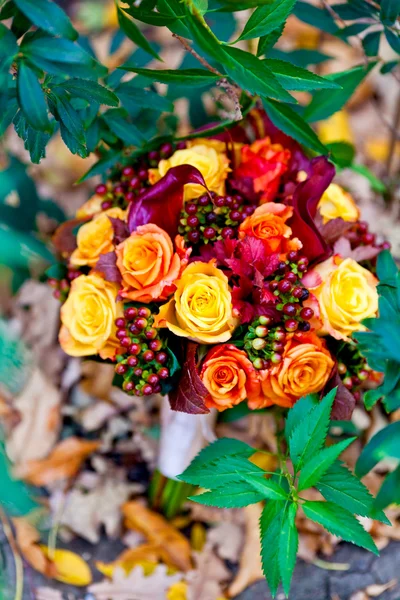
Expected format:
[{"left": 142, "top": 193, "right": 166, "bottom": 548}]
[
  {"left": 248, "top": 332, "right": 334, "bottom": 409},
  {"left": 200, "top": 344, "right": 261, "bottom": 411},
  {"left": 116, "top": 224, "right": 190, "bottom": 303},
  {"left": 239, "top": 202, "right": 301, "bottom": 256},
  {"left": 235, "top": 137, "right": 291, "bottom": 202}
]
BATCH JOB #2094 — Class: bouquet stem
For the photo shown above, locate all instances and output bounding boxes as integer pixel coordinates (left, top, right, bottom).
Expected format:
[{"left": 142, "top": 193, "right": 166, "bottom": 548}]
[{"left": 149, "top": 396, "right": 217, "bottom": 518}]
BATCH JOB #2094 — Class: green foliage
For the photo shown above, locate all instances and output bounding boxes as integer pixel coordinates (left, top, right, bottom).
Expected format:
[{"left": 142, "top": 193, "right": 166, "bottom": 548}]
[{"left": 180, "top": 390, "right": 382, "bottom": 598}]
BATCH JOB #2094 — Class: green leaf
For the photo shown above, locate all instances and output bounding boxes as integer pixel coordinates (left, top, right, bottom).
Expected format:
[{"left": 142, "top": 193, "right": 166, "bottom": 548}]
[
  {"left": 377, "top": 250, "right": 398, "bottom": 284},
  {"left": 13, "top": 0, "right": 78, "bottom": 40},
  {"left": 278, "top": 503, "right": 298, "bottom": 596},
  {"left": 289, "top": 388, "right": 337, "bottom": 470},
  {"left": 380, "top": 0, "right": 399, "bottom": 25},
  {"left": 262, "top": 97, "right": 327, "bottom": 156},
  {"left": 316, "top": 460, "right": 390, "bottom": 523},
  {"left": 285, "top": 394, "right": 319, "bottom": 441},
  {"left": 223, "top": 46, "right": 295, "bottom": 103},
  {"left": 0, "top": 441, "right": 39, "bottom": 516},
  {"left": 116, "top": 84, "right": 173, "bottom": 113},
  {"left": 302, "top": 501, "right": 379, "bottom": 554},
  {"left": 178, "top": 455, "right": 266, "bottom": 488},
  {"left": 362, "top": 31, "right": 381, "bottom": 57},
  {"left": 75, "top": 148, "right": 124, "bottom": 183},
  {"left": 384, "top": 28, "right": 400, "bottom": 54},
  {"left": 304, "top": 62, "right": 377, "bottom": 122},
  {"left": 356, "top": 421, "right": 400, "bottom": 477},
  {"left": 381, "top": 60, "right": 399, "bottom": 74},
  {"left": 260, "top": 503, "right": 285, "bottom": 597},
  {"left": 327, "top": 141, "right": 355, "bottom": 167},
  {"left": 331, "top": 1, "right": 375, "bottom": 20},
  {"left": 349, "top": 163, "right": 386, "bottom": 193},
  {"left": 0, "top": 23, "right": 18, "bottom": 68},
  {"left": 124, "top": 4, "right": 179, "bottom": 26},
  {"left": 119, "top": 66, "right": 222, "bottom": 86},
  {"left": 13, "top": 110, "right": 52, "bottom": 163},
  {"left": 238, "top": 0, "right": 296, "bottom": 41},
  {"left": 102, "top": 109, "right": 147, "bottom": 146},
  {"left": 257, "top": 25, "right": 285, "bottom": 57},
  {"left": 184, "top": 10, "right": 224, "bottom": 64},
  {"left": 240, "top": 473, "right": 289, "bottom": 500},
  {"left": 267, "top": 48, "right": 333, "bottom": 67},
  {"left": 55, "top": 80, "right": 119, "bottom": 107},
  {"left": 298, "top": 437, "right": 356, "bottom": 491},
  {"left": 336, "top": 22, "right": 370, "bottom": 39},
  {"left": 22, "top": 36, "right": 107, "bottom": 74},
  {"left": 189, "top": 480, "right": 266, "bottom": 508},
  {"left": 293, "top": 1, "right": 339, "bottom": 34},
  {"left": 117, "top": 5, "right": 161, "bottom": 61},
  {"left": 51, "top": 92, "right": 86, "bottom": 146},
  {"left": 375, "top": 464, "right": 400, "bottom": 509},
  {"left": 264, "top": 58, "right": 340, "bottom": 91},
  {"left": 17, "top": 61, "right": 50, "bottom": 132}
]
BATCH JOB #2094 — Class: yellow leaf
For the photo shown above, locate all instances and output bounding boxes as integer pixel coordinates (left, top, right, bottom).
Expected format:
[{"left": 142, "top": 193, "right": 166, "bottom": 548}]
[
  {"left": 95, "top": 543, "right": 161, "bottom": 577},
  {"left": 40, "top": 546, "right": 92, "bottom": 586},
  {"left": 249, "top": 452, "right": 277, "bottom": 472},
  {"left": 365, "top": 139, "right": 400, "bottom": 162},
  {"left": 190, "top": 523, "right": 206, "bottom": 552},
  {"left": 317, "top": 111, "right": 354, "bottom": 145},
  {"left": 166, "top": 581, "right": 188, "bottom": 600}
]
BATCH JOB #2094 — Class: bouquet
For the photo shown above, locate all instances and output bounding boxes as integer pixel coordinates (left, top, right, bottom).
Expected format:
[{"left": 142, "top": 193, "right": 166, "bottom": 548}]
[{"left": 51, "top": 110, "right": 384, "bottom": 419}]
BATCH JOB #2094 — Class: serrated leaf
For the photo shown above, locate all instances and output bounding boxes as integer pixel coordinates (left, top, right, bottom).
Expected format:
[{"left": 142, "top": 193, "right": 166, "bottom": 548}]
[
  {"left": 178, "top": 455, "right": 266, "bottom": 488},
  {"left": 293, "top": 1, "right": 338, "bottom": 34},
  {"left": 55, "top": 80, "right": 119, "bottom": 107},
  {"left": 260, "top": 503, "right": 285, "bottom": 597},
  {"left": 375, "top": 464, "right": 400, "bottom": 510},
  {"left": 268, "top": 48, "right": 333, "bottom": 67},
  {"left": 238, "top": 0, "right": 296, "bottom": 41},
  {"left": 264, "top": 58, "right": 340, "bottom": 91},
  {"left": 302, "top": 501, "right": 379, "bottom": 554},
  {"left": 356, "top": 421, "right": 400, "bottom": 477},
  {"left": 17, "top": 61, "right": 50, "bottom": 132},
  {"left": 102, "top": 109, "right": 146, "bottom": 146},
  {"left": 124, "top": 4, "right": 178, "bottom": 26},
  {"left": 190, "top": 480, "right": 266, "bottom": 508},
  {"left": 240, "top": 473, "right": 289, "bottom": 500},
  {"left": 257, "top": 25, "right": 285, "bottom": 57},
  {"left": 298, "top": 437, "right": 356, "bottom": 491},
  {"left": 0, "top": 23, "right": 18, "bottom": 68},
  {"left": 285, "top": 394, "right": 319, "bottom": 442},
  {"left": 119, "top": 66, "right": 222, "bottom": 86},
  {"left": 278, "top": 503, "right": 298, "bottom": 596},
  {"left": 117, "top": 5, "right": 161, "bottom": 61},
  {"left": 262, "top": 97, "right": 327, "bottom": 155},
  {"left": 116, "top": 84, "right": 173, "bottom": 113},
  {"left": 362, "top": 30, "right": 381, "bottom": 57},
  {"left": 288, "top": 388, "right": 337, "bottom": 470},
  {"left": 304, "top": 63, "right": 377, "bottom": 122},
  {"left": 13, "top": 109, "right": 51, "bottom": 163},
  {"left": 51, "top": 93, "right": 86, "bottom": 146},
  {"left": 13, "top": 0, "right": 77, "bottom": 40},
  {"left": 316, "top": 460, "right": 389, "bottom": 524}
]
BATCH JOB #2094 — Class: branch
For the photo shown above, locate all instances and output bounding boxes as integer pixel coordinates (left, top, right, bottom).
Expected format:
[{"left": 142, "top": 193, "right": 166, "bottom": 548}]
[{"left": 172, "top": 33, "right": 222, "bottom": 76}]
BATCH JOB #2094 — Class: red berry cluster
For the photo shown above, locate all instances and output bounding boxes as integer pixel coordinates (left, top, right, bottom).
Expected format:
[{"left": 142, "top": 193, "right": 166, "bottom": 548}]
[
  {"left": 268, "top": 252, "right": 313, "bottom": 333},
  {"left": 244, "top": 316, "right": 287, "bottom": 369},
  {"left": 335, "top": 342, "right": 379, "bottom": 401},
  {"left": 346, "top": 221, "right": 390, "bottom": 253},
  {"left": 178, "top": 192, "right": 256, "bottom": 246},
  {"left": 114, "top": 306, "right": 170, "bottom": 396},
  {"left": 48, "top": 268, "right": 81, "bottom": 302},
  {"left": 95, "top": 142, "right": 186, "bottom": 211}
]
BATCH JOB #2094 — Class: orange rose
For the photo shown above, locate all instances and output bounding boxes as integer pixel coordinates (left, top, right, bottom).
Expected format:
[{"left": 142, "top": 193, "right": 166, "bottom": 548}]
[
  {"left": 248, "top": 332, "right": 334, "bottom": 409},
  {"left": 239, "top": 202, "right": 301, "bottom": 256},
  {"left": 201, "top": 344, "right": 261, "bottom": 411},
  {"left": 116, "top": 224, "right": 190, "bottom": 303},
  {"left": 235, "top": 137, "right": 291, "bottom": 202}
]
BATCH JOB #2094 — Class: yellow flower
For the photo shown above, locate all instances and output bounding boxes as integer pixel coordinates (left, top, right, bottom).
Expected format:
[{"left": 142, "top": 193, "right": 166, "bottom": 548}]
[
  {"left": 310, "top": 257, "right": 378, "bottom": 341},
  {"left": 70, "top": 207, "right": 126, "bottom": 267},
  {"left": 76, "top": 194, "right": 104, "bottom": 219},
  {"left": 318, "top": 183, "right": 360, "bottom": 224},
  {"left": 155, "top": 261, "right": 237, "bottom": 344},
  {"left": 59, "top": 273, "right": 122, "bottom": 358},
  {"left": 148, "top": 143, "right": 230, "bottom": 201}
]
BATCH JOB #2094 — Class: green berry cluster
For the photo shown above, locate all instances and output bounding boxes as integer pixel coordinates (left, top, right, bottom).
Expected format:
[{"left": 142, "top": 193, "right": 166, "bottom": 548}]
[{"left": 244, "top": 316, "right": 288, "bottom": 370}]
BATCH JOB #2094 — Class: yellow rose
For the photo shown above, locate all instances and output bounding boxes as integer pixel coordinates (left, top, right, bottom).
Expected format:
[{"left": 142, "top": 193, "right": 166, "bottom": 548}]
[
  {"left": 70, "top": 207, "right": 126, "bottom": 267},
  {"left": 59, "top": 273, "right": 122, "bottom": 359},
  {"left": 148, "top": 143, "right": 230, "bottom": 201},
  {"left": 318, "top": 183, "right": 360, "bottom": 224},
  {"left": 76, "top": 194, "right": 104, "bottom": 219},
  {"left": 310, "top": 256, "right": 378, "bottom": 341},
  {"left": 155, "top": 261, "right": 237, "bottom": 344}
]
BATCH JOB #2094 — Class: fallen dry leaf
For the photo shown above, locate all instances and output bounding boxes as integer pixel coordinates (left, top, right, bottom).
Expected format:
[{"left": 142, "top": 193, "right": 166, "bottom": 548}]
[
  {"left": 186, "top": 543, "right": 230, "bottom": 600},
  {"left": 35, "top": 587, "right": 63, "bottom": 600},
  {"left": 89, "top": 565, "right": 182, "bottom": 600},
  {"left": 14, "top": 437, "right": 100, "bottom": 486},
  {"left": 96, "top": 543, "right": 161, "bottom": 577},
  {"left": 40, "top": 545, "right": 92, "bottom": 586},
  {"left": 228, "top": 504, "right": 264, "bottom": 597},
  {"left": 123, "top": 501, "right": 192, "bottom": 572},
  {"left": 366, "top": 579, "right": 397, "bottom": 596},
  {"left": 207, "top": 522, "right": 243, "bottom": 562},
  {"left": 318, "top": 110, "right": 354, "bottom": 145}
]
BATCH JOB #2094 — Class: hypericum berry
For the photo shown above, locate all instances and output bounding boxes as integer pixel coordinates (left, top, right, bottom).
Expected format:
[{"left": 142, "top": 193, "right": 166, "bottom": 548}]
[
  {"left": 198, "top": 194, "right": 210, "bottom": 207},
  {"left": 138, "top": 168, "right": 148, "bottom": 181},
  {"left": 343, "top": 376, "right": 353, "bottom": 389},
  {"left": 285, "top": 272, "right": 297, "bottom": 283},
  {"left": 160, "top": 142, "right": 173, "bottom": 156},
  {"left": 358, "top": 221, "right": 368, "bottom": 233},
  {"left": 122, "top": 166, "right": 135, "bottom": 178},
  {"left": 285, "top": 319, "right": 298, "bottom": 332},
  {"left": 300, "top": 307, "right": 314, "bottom": 320},
  {"left": 338, "top": 363, "right": 347, "bottom": 374},
  {"left": 188, "top": 230, "right": 201, "bottom": 244},
  {"left": 114, "top": 185, "right": 124, "bottom": 195},
  {"left": 158, "top": 367, "right": 169, "bottom": 379},
  {"left": 255, "top": 325, "right": 268, "bottom": 338},
  {"left": 358, "top": 369, "right": 369, "bottom": 381},
  {"left": 283, "top": 303, "right": 297, "bottom": 317},
  {"left": 176, "top": 141, "right": 186, "bottom": 150},
  {"left": 148, "top": 150, "right": 159, "bottom": 162},
  {"left": 380, "top": 241, "right": 391, "bottom": 250},
  {"left": 129, "top": 324, "right": 140, "bottom": 335},
  {"left": 274, "top": 329, "right": 286, "bottom": 342},
  {"left": 259, "top": 315, "right": 271, "bottom": 326},
  {"left": 362, "top": 232, "right": 376, "bottom": 245},
  {"left": 124, "top": 381, "right": 135, "bottom": 392},
  {"left": 271, "top": 352, "right": 282, "bottom": 364},
  {"left": 297, "top": 257, "right": 309, "bottom": 272},
  {"left": 288, "top": 250, "right": 299, "bottom": 262},
  {"left": 252, "top": 338, "right": 266, "bottom": 351},
  {"left": 277, "top": 261, "right": 287, "bottom": 272},
  {"left": 206, "top": 212, "right": 217, "bottom": 223},
  {"left": 135, "top": 317, "right": 148, "bottom": 330},
  {"left": 225, "top": 195, "right": 234, "bottom": 207},
  {"left": 203, "top": 226, "right": 216, "bottom": 240},
  {"left": 353, "top": 390, "right": 361, "bottom": 401},
  {"left": 145, "top": 328, "right": 157, "bottom": 340},
  {"left": 124, "top": 307, "right": 137, "bottom": 320},
  {"left": 121, "top": 337, "right": 131, "bottom": 348},
  {"left": 253, "top": 357, "right": 264, "bottom": 370},
  {"left": 187, "top": 215, "right": 199, "bottom": 227},
  {"left": 221, "top": 227, "right": 234, "bottom": 239},
  {"left": 149, "top": 339, "right": 163, "bottom": 352},
  {"left": 300, "top": 289, "right": 310, "bottom": 302},
  {"left": 298, "top": 321, "right": 311, "bottom": 332},
  {"left": 147, "top": 373, "right": 159, "bottom": 385},
  {"left": 153, "top": 383, "right": 162, "bottom": 393},
  {"left": 115, "top": 364, "right": 128, "bottom": 375},
  {"left": 96, "top": 183, "right": 107, "bottom": 196},
  {"left": 156, "top": 351, "right": 167, "bottom": 364},
  {"left": 129, "top": 343, "right": 141, "bottom": 355},
  {"left": 229, "top": 210, "right": 241, "bottom": 222},
  {"left": 134, "top": 368, "right": 143, "bottom": 377},
  {"left": 143, "top": 350, "right": 155, "bottom": 362},
  {"left": 269, "top": 280, "right": 279, "bottom": 292},
  {"left": 292, "top": 286, "right": 303, "bottom": 299},
  {"left": 127, "top": 356, "right": 138, "bottom": 367},
  {"left": 115, "top": 317, "right": 125, "bottom": 328},
  {"left": 186, "top": 203, "right": 198, "bottom": 215},
  {"left": 116, "top": 329, "right": 127, "bottom": 340},
  {"left": 142, "top": 384, "right": 154, "bottom": 396},
  {"left": 278, "top": 280, "right": 292, "bottom": 294},
  {"left": 137, "top": 307, "right": 151, "bottom": 318},
  {"left": 125, "top": 191, "right": 135, "bottom": 203},
  {"left": 214, "top": 196, "right": 226, "bottom": 207},
  {"left": 101, "top": 200, "right": 112, "bottom": 210},
  {"left": 272, "top": 341, "right": 284, "bottom": 352},
  {"left": 129, "top": 176, "right": 141, "bottom": 190}
]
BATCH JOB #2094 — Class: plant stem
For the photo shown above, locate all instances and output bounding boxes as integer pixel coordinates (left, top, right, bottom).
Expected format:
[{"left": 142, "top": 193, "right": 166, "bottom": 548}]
[
  {"left": 386, "top": 90, "right": 400, "bottom": 177},
  {"left": 172, "top": 33, "right": 222, "bottom": 76}
]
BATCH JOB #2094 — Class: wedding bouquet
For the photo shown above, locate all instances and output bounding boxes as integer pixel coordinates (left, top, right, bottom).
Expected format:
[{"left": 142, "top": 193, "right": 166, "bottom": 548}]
[{"left": 50, "top": 110, "right": 384, "bottom": 419}]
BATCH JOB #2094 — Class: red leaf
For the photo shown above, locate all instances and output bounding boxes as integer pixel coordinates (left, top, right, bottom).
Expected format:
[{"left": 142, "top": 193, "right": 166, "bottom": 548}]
[
  {"left": 52, "top": 218, "right": 89, "bottom": 255},
  {"left": 108, "top": 217, "right": 129, "bottom": 245},
  {"left": 319, "top": 217, "right": 353, "bottom": 245},
  {"left": 325, "top": 370, "right": 356, "bottom": 421},
  {"left": 127, "top": 165, "right": 209, "bottom": 237},
  {"left": 94, "top": 251, "right": 121, "bottom": 283},
  {"left": 169, "top": 343, "right": 209, "bottom": 414}
]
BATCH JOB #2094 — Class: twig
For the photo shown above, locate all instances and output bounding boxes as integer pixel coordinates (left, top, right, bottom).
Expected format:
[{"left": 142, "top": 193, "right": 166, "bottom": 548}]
[
  {"left": 386, "top": 90, "right": 400, "bottom": 176},
  {"left": 320, "top": 0, "right": 369, "bottom": 67},
  {"left": 172, "top": 33, "right": 222, "bottom": 76}
]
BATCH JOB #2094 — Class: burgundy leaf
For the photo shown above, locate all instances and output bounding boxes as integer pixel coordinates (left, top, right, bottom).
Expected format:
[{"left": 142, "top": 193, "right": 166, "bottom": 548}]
[
  {"left": 52, "top": 217, "right": 89, "bottom": 255},
  {"left": 169, "top": 342, "right": 209, "bottom": 414},
  {"left": 127, "top": 165, "right": 209, "bottom": 237},
  {"left": 325, "top": 370, "right": 356, "bottom": 421},
  {"left": 287, "top": 156, "right": 335, "bottom": 264},
  {"left": 108, "top": 217, "right": 129, "bottom": 245},
  {"left": 319, "top": 217, "right": 353, "bottom": 245},
  {"left": 95, "top": 251, "right": 121, "bottom": 283},
  {"left": 351, "top": 245, "right": 381, "bottom": 262}
]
